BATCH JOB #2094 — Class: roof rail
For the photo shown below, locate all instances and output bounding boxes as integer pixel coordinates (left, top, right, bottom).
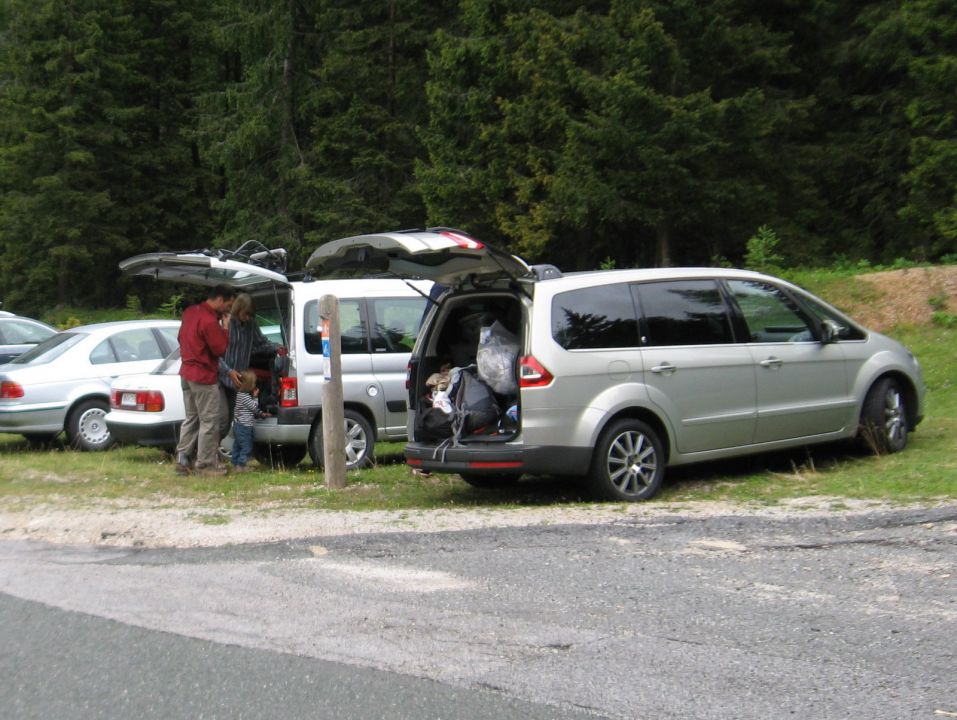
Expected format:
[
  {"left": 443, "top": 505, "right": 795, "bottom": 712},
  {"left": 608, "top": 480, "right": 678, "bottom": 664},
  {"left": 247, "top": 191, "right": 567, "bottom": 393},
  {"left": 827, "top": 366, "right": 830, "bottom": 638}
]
[{"left": 529, "top": 264, "right": 562, "bottom": 280}]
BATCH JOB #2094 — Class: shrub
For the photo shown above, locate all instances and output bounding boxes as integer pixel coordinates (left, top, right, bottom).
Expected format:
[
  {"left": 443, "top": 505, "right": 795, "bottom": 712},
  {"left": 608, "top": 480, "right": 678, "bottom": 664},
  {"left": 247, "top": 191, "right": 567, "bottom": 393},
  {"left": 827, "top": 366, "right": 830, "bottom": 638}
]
[
  {"left": 745, "top": 225, "right": 783, "bottom": 274},
  {"left": 159, "top": 293, "right": 184, "bottom": 317},
  {"left": 931, "top": 312, "right": 957, "bottom": 328}
]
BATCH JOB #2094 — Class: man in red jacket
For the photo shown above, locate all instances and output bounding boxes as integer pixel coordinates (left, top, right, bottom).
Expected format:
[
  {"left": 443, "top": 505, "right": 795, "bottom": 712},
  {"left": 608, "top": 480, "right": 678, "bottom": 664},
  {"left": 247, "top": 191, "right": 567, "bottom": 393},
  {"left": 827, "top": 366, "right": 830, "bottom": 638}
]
[{"left": 174, "top": 284, "right": 235, "bottom": 476}]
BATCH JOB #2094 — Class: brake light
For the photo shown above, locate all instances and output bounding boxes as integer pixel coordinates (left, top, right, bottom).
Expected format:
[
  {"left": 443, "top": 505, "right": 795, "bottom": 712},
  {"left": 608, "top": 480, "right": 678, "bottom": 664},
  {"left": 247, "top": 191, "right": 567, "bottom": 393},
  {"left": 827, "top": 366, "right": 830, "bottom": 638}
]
[
  {"left": 1, "top": 381, "right": 24, "bottom": 399},
  {"left": 518, "top": 356, "right": 553, "bottom": 388},
  {"left": 439, "top": 230, "right": 484, "bottom": 250},
  {"left": 142, "top": 391, "right": 165, "bottom": 412},
  {"left": 111, "top": 390, "right": 165, "bottom": 412},
  {"left": 279, "top": 376, "right": 298, "bottom": 407}
]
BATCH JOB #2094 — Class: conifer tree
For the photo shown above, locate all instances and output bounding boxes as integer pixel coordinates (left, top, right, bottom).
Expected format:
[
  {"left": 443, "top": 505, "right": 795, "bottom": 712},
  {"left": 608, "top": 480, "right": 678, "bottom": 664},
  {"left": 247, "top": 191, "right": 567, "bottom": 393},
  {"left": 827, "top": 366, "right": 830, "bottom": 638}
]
[{"left": 0, "top": 0, "right": 213, "bottom": 313}]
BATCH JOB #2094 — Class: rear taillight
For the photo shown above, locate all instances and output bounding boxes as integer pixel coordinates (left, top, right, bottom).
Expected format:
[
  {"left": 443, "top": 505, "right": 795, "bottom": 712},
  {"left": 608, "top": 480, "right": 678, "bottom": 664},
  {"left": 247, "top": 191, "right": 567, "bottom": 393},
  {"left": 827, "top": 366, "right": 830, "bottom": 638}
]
[
  {"left": 518, "top": 356, "right": 553, "bottom": 388},
  {"left": 142, "top": 391, "right": 165, "bottom": 412},
  {"left": 111, "top": 390, "right": 165, "bottom": 412},
  {"left": 439, "top": 230, "right": 483, "bottom": 250},
  {"left": 406, "top": 361, "right": 412, "bottom": 390},
  {"left": 1, "top": 381, "right": 24, "bottom": 399},
  {"left": 279, "top": 376, "right": 298, "bottom": 407}
]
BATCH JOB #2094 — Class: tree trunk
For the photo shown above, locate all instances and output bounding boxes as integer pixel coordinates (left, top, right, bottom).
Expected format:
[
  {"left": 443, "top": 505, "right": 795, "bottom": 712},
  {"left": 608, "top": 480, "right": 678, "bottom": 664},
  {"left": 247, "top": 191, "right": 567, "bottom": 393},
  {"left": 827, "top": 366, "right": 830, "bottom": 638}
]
[{"left": 656, "top": 219, "right": 673, "bottom": 267}]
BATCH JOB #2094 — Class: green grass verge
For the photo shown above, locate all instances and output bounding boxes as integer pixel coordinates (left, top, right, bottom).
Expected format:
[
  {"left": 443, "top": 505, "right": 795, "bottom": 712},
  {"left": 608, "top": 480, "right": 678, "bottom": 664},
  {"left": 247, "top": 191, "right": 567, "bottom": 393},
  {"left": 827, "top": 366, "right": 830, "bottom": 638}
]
[
  {"left": 3, "top": 272, "right": 955, "bottom": 512},
  {"left": 1, "top": 322, "right": 953, "bottom": 511}
]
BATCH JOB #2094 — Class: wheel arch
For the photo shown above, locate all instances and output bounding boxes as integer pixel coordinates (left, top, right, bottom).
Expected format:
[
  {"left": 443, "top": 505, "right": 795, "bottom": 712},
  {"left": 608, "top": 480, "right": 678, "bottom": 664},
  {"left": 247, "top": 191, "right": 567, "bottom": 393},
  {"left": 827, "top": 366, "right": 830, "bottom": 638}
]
[
  {"left": 308, "top": 401, "right": 379, "bottom": 442},
  {"left": 861, "top": 370, "right": 921, "bottom": 431},
  {"left": 593, "top": 406, "right": 672, "bottom": 464},
  {"left": 65, "top": 392, "right": 112, "bottom": 430}
]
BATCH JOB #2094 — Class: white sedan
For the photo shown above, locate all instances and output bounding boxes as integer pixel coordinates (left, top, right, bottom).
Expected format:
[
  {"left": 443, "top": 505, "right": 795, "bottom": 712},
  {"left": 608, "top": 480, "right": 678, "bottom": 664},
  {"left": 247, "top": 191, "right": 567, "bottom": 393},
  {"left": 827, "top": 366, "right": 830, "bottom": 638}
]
[
  {"left": 0, "top": 320, "right": 180, "bottom": 450},
  {"left": 105, "top": 349, "right": 185, "bottom": 451}
]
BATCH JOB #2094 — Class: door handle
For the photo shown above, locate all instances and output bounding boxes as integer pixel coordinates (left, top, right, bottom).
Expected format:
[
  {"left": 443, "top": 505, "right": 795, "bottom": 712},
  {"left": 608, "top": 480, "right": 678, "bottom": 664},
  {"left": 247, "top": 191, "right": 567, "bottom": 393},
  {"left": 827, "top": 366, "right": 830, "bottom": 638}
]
[
  {"left": 759, "top": 357, "right": 783, "bottom": 368},
  {"left": 651, "top": 363, "right": 677, "bottom": 374}
]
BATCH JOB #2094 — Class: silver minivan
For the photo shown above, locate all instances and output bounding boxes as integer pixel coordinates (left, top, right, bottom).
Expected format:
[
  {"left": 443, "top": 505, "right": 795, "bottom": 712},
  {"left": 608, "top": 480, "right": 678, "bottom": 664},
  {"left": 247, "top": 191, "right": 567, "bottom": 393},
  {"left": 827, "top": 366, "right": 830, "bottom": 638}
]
[
  {"left": 120, "top": 250, "right": 432, "bottom": 469},
  {"left": 308, "top": 229, "right": 926, "bottom": 500}
]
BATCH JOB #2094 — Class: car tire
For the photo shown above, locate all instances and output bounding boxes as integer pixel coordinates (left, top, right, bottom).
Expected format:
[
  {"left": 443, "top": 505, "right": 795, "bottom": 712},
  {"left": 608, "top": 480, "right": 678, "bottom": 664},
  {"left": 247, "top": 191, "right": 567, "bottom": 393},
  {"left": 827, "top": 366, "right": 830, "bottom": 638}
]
[
  {"left": 859, "top": 377, "right": 908, "bottom": 454},
  {"left": 308, "top": 409, "right": 374, "bottom": 471},
  {"left": 67, "top": 399, "right": 115, "bottom": 452},
  {"left": 253, "top": 443, "right": 306, "bottom": 469},
  {"left": 459, "top": 473, "right": 521, "bottom": 489},
  {"left": 587, "top": 418, "right": 664, "bottom": 501}
]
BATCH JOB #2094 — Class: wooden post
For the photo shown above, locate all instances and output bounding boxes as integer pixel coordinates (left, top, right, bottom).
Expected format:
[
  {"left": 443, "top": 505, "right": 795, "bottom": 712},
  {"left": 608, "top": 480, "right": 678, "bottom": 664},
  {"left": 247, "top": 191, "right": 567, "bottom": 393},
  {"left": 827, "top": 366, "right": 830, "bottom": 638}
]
[{"left": 319, "top": 294, "right": 346, "bottom": 489}]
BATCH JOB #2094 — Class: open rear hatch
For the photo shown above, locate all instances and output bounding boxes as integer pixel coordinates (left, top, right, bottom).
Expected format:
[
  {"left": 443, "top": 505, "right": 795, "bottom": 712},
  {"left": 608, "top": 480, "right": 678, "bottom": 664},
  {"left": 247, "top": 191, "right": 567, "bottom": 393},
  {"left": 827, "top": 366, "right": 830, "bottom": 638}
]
[
  {"left": 306, "top": 228, "right": 531, "bottom": 289},
  {"left": 119, "top": 249, "right": 290, "bottom": 292}
]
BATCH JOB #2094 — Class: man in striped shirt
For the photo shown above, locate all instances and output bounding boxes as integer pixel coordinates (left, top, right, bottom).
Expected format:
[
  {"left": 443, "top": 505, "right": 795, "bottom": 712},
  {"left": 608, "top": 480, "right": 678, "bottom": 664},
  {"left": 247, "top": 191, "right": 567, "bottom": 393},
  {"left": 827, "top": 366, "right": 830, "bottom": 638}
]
[{"left": 218, "top": 293, "right": 278, "bottom": 441}]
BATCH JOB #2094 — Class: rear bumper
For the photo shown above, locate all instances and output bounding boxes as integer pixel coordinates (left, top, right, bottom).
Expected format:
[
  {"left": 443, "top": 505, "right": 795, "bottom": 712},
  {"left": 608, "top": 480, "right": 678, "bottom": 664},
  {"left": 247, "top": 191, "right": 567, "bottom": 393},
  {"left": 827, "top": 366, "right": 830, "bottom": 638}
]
[
  {"left": 253, "top": 415, "right": 311, "bottom": 444},
  {"left": 106, "top": 417, "right": 181, "bottom": 448},
  {"left": 404, "top": 442, "right": 592, "bottom": 477}
]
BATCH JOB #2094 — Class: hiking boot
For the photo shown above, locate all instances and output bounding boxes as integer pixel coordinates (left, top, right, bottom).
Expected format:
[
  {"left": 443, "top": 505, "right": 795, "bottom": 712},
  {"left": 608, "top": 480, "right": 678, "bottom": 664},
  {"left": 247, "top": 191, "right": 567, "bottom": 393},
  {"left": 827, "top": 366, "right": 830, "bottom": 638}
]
[
  {"left": 174, "top": 452, "right": 194, "bottom": 476},
  {"left": 232, "top": 465, "right": 252, "bottom": 473}
]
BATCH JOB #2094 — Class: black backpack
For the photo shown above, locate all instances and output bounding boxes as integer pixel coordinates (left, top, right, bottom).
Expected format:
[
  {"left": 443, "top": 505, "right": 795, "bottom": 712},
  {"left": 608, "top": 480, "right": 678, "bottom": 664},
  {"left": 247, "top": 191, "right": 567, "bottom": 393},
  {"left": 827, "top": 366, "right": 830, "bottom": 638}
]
[
  {"left": 415, "top": 401, "right": 454, "bottom": 441},
  {"left": 451, "top": 367, "right": 500, "bottom": 436}
]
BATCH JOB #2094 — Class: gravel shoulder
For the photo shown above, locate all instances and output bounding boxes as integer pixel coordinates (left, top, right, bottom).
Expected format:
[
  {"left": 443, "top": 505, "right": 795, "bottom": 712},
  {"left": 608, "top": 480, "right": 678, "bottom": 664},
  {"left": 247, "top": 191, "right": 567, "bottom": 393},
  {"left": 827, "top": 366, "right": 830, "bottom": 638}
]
[{"left": 1, "top": 496, "right": 948, "bottom": 548}]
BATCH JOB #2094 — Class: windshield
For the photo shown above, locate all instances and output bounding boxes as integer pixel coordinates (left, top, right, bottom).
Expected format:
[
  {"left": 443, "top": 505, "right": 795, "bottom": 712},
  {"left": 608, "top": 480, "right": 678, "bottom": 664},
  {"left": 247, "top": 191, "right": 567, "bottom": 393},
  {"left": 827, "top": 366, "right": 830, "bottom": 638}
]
[{"left": 10, "top": 332, "right": 84, "bottom": 365}]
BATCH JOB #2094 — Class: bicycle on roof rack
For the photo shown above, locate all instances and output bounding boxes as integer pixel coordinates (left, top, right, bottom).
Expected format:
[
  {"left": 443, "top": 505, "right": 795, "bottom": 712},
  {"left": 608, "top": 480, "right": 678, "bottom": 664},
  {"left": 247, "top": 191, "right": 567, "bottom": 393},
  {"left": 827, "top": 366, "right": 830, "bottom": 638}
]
[{"left": 211, "top": 240, "right": 289, "bottom": 274}]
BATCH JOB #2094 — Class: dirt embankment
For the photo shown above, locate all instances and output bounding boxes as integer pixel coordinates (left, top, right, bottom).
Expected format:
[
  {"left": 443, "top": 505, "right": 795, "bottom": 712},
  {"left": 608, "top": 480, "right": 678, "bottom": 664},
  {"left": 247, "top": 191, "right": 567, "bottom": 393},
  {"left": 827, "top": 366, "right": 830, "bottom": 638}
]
[{"left": 851, "top": 265, "right": 957, "bottom": 331}]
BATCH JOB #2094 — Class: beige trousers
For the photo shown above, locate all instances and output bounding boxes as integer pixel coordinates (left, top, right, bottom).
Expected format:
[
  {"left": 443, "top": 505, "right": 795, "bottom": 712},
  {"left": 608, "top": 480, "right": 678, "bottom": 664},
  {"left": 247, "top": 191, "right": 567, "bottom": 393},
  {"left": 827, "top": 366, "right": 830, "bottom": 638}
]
[{"left": 175, "top": 379, "right": 222, "bottom": 469}]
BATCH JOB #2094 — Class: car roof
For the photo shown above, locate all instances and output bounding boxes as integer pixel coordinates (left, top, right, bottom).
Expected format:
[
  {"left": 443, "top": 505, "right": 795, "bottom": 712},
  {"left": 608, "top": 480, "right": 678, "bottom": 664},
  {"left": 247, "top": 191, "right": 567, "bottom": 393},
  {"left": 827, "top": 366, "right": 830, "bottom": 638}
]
[
  {"left": 0, "top": 315, "right": 56, "bottom": 327},
  {"left": 66, "top": 319, "right": 180, "bottom": 334},
  {"left": 284, "top": 277, "right": 434, "bottom": 300}
]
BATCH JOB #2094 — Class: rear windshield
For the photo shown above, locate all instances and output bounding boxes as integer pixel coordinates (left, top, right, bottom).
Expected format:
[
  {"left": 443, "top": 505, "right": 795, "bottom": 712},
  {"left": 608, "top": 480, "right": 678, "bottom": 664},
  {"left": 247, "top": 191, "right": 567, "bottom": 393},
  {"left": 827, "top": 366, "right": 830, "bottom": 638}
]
[{"left": 10, "top": 332, "right": 84, "bottom": 365}]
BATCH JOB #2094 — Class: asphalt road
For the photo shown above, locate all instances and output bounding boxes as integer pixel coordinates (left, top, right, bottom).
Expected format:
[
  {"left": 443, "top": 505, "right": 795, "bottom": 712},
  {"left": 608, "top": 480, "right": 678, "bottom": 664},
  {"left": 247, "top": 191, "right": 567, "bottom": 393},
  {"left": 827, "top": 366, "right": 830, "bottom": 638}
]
[{"left": 1, "top": 505, "right": 955, "bottom": 719}]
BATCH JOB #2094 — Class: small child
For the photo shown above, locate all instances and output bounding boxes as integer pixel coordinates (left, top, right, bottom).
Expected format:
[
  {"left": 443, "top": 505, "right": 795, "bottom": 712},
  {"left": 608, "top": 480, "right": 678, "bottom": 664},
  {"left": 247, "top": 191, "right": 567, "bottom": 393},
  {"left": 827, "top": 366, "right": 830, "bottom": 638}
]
[{"left": 231, "top": 370, "right": 270, "bottom": 472}]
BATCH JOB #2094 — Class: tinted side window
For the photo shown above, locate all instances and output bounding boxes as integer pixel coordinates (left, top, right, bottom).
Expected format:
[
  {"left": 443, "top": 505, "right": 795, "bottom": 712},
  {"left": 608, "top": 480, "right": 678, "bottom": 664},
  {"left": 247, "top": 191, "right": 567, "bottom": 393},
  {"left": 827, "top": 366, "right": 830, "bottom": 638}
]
[
  {"left": 304, "top": 299, "right": 367, "bottom": 355},
  {"left": 551, "top": 283, "right": 639, "bottom": 350},
  {"left": 90, "top": 339, "right": 117, "bottom": 365},
  {"left": 369, "top": 297, "right": 427, "bottom": 353},
  {"left": 635, "top": 280, "right": 733, "bottom": 346},
  {"left": 727, "top": 280, "right": 814, "bottom": 342},
  {"left": 105, "top": 328, "right": 164, "bottom": 363}
]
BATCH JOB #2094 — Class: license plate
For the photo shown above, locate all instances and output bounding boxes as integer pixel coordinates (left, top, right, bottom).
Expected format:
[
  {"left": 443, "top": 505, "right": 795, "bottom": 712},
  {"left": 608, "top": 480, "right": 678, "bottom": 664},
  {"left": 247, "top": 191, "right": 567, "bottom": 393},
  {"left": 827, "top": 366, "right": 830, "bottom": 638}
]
[{"left": 121, "top": 392, "right": 137, "bottom": 407}]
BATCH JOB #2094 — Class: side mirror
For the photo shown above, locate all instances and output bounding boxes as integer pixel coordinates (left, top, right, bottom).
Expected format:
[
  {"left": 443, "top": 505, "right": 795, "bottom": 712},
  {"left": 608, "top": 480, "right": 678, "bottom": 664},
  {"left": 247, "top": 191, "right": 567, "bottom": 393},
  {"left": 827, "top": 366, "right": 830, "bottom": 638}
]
[{"left": 819, "top": 319, "right": 838, "bottom": 344}]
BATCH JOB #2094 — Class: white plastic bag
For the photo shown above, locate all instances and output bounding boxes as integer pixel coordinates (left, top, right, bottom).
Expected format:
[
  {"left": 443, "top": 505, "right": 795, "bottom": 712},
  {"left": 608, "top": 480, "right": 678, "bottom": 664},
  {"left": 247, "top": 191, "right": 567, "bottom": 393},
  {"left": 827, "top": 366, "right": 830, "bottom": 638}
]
[
  {"left": 432, "top": 388, "right": 453, "bottom": 414},
  {"left": 476, "top": 321, "right": 519, "bottom": 395}
]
